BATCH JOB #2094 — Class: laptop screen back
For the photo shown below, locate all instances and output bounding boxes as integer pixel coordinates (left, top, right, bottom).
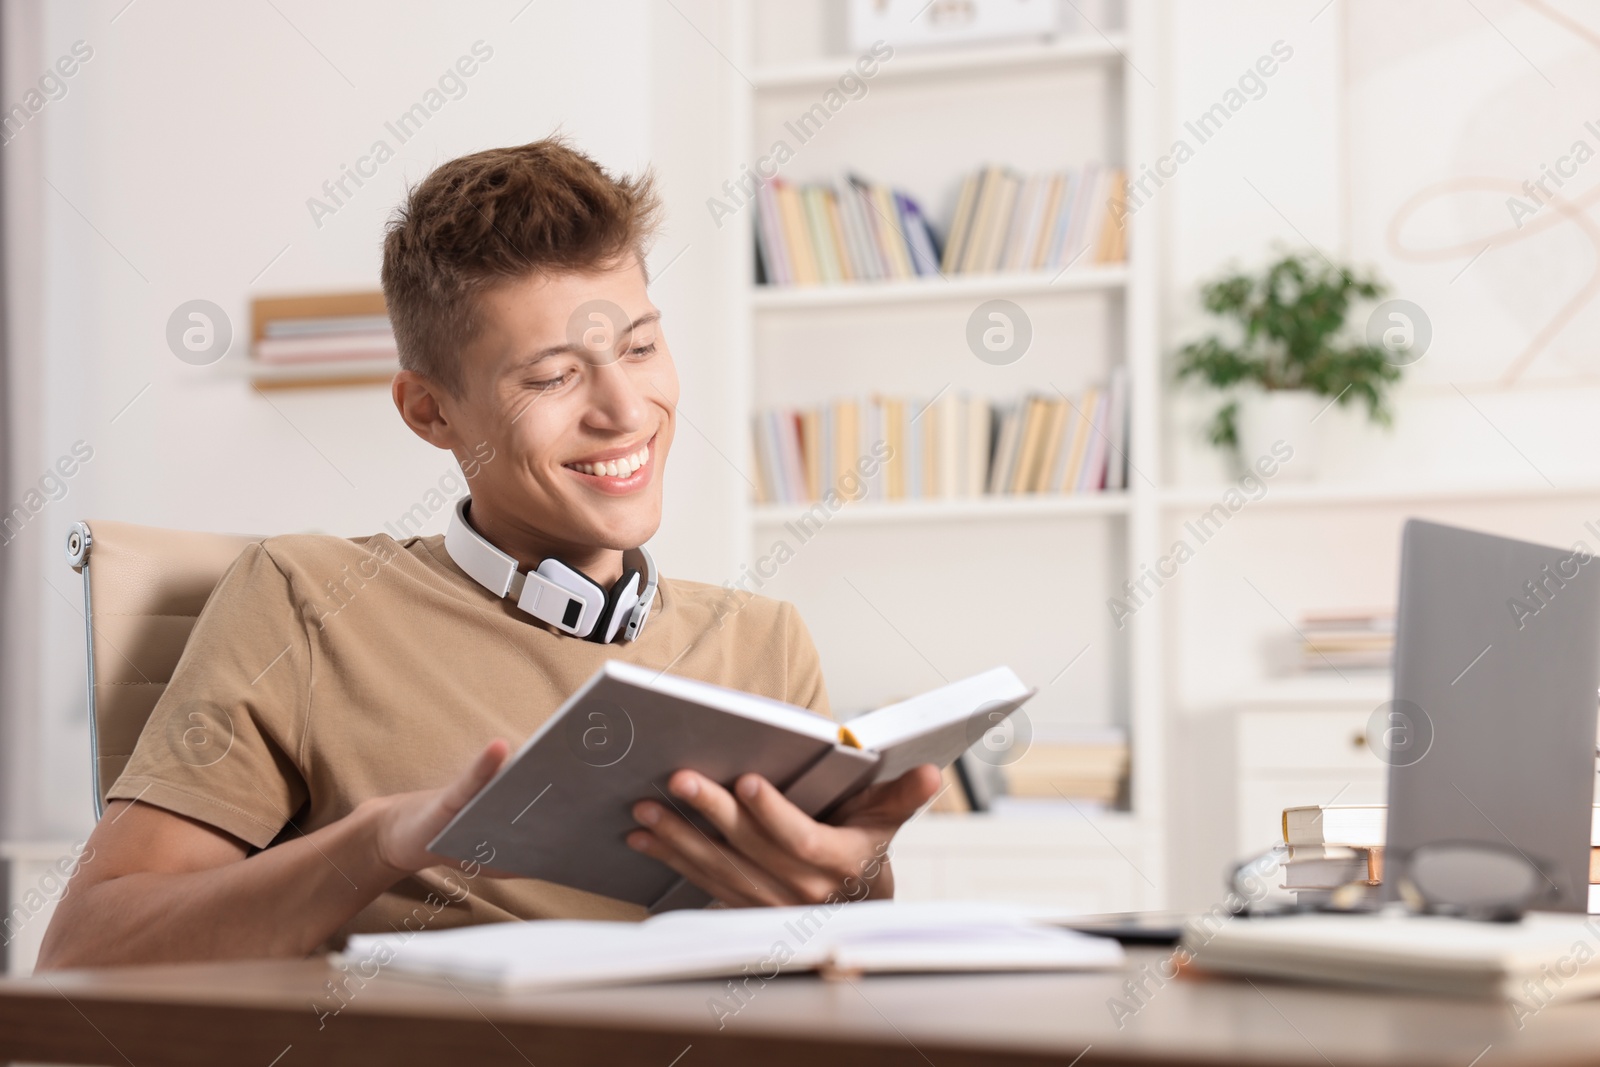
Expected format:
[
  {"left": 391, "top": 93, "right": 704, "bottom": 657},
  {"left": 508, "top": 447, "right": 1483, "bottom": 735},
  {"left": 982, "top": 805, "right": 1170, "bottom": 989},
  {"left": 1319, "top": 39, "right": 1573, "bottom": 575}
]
[{"left": 1385, "top": 519, "right": 1600, "bottom": 912}]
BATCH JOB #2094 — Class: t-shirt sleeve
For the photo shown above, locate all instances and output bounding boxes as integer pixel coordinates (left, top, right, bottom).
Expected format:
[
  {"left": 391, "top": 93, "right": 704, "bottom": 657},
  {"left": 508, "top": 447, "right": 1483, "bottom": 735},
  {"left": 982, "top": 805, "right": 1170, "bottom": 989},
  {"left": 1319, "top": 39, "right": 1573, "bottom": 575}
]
[
  {"left": 104, "top": 542, "right": 310, "bottom": 849},
  {"left": 782, "top": 601, "right": 831, "bottom": 717}
]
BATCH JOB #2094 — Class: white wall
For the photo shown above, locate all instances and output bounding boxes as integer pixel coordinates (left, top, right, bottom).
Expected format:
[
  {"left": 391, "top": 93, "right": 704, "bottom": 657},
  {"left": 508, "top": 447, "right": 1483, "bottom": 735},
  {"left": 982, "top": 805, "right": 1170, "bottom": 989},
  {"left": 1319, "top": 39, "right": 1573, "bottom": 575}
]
[
  {"left": 1, "top": 0, "right": 750, "bottom": 840},
  {"left": 1157, "top": 0, "right": 1600, "bottom": 907}
]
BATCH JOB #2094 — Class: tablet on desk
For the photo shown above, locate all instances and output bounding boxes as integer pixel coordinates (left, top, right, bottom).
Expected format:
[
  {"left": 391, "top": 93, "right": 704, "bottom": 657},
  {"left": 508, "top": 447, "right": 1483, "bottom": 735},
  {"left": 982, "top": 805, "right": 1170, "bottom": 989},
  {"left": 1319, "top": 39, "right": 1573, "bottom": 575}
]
[{"left": 1057, "top": 911, "right": 1188, "bottom": 946}]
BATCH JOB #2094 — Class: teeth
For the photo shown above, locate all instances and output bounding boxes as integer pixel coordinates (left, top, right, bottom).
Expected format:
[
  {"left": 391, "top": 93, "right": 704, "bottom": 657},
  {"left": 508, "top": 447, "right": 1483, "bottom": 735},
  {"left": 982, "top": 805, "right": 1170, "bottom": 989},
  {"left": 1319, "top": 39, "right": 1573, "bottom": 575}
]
[{"left": 566, "top": 443, "right": 650, "bottom": 478}]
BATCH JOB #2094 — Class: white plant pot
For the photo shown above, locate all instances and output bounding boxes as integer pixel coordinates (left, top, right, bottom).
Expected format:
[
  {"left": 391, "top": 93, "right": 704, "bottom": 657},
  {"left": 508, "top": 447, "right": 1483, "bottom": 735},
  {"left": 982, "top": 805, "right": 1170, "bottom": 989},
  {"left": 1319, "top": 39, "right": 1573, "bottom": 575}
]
[{"left": 1235, "top": 390, "right": 1320, "bottom": 482}]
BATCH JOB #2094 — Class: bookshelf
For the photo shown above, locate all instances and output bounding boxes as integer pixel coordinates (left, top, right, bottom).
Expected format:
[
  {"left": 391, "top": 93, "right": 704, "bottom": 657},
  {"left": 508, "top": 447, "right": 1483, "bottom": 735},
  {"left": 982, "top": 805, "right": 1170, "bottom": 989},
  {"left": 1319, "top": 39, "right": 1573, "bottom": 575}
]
[
  {"left": 725, "top": 1, "right": 1163, "bottom": 913},
  {"left": 219, "top": 291, "right": 397, "bottom": 389},
  {"left": 753, "top": 492, "right": 1132, "bottom": 528},
  {"left": 748, "top": 264, "right": 1129, "bottom": 309},
  {"left": 749, "top": 33, "right": 1129, "bottom": 90}
]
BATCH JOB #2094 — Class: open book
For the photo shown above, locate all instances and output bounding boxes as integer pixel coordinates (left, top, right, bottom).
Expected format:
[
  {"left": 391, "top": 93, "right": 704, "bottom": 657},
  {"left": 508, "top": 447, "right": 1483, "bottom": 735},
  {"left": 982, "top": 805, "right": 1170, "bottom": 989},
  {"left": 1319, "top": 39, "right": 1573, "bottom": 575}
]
[
  {"left": 341, "top": 900, "right": 1123, "bottom": 991},
  {"left": 429, "top": 661, "right": 1035, "bottom": 910}
]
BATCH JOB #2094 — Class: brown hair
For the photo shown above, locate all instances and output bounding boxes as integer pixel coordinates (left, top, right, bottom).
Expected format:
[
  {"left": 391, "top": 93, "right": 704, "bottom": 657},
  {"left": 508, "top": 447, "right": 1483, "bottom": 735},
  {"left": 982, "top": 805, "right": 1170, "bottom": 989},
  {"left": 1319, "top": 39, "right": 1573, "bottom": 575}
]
[{"left": 381, "top": 137, "right": 661, "bottom": 394}]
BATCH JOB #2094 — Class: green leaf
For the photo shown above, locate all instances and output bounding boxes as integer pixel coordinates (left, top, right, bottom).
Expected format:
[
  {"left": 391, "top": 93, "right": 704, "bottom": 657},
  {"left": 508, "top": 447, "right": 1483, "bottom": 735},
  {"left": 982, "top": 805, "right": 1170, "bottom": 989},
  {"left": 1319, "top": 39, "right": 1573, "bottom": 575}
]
[
  {"left": 1172, "top": 250, "right": 1401, "bottom": 444},
  {"left": 1208, "top": 400, "right": 1239, "bottom": 450}
]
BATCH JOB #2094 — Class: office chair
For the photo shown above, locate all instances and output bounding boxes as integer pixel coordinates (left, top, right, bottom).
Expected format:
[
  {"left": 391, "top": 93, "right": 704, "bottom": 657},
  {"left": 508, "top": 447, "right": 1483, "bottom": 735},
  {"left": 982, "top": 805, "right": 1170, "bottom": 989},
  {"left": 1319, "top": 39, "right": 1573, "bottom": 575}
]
[{"left": 65, "top": 520, "right": 259, "bottom": 819}]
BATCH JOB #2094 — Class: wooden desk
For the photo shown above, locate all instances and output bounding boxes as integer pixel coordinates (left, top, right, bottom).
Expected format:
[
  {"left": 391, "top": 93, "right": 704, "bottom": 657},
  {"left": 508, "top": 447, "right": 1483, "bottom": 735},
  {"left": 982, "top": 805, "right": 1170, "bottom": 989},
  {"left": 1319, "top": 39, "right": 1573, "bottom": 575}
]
[{"left": 0, "top": 946, "right": 1592, "bottom": 1067}]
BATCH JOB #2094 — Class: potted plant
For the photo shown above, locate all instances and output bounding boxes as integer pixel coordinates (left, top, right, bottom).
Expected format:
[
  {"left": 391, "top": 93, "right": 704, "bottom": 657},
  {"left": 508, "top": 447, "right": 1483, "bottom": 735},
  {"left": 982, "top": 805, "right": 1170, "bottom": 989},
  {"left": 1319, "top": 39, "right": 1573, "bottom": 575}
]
[{"left": 1174, "top": 251, "right": 1403, "bottom": 480}]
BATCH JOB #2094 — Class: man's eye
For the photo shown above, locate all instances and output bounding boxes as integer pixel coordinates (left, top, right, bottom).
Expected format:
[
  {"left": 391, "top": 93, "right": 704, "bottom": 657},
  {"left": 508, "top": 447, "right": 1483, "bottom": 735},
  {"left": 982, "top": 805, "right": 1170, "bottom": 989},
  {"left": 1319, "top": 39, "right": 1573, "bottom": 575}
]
[{"left": 528, "top": 375, "right": 568, "bottom": 392}]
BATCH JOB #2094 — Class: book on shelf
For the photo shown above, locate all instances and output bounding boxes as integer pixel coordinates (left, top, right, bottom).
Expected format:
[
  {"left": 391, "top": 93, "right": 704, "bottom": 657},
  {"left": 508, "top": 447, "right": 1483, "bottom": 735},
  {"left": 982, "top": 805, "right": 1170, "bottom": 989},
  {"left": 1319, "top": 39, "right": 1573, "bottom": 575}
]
[
  {"left": 755, "top": 175, "right": 942, "bottom": 288},
  {"left": 940, "top": 164, "right": 1127, "bottom": 277},
  {"left": 999, "top": 725, "right": 1129, "bottom": 804},
  {"left": 753, "top": 164, "right": 1126, "bottom": 288},
  {"left": 752, "top": 374, "right": 1128, "bottom": 506},
  {"left": 254, "top": 332, "right": 399, "bottom": 364},
  {"left": 1296, "top": 608, "right": 1395, "bottom": 672},
  {"left": 250, "top": 291, "right": 396, "bottom": 366}
]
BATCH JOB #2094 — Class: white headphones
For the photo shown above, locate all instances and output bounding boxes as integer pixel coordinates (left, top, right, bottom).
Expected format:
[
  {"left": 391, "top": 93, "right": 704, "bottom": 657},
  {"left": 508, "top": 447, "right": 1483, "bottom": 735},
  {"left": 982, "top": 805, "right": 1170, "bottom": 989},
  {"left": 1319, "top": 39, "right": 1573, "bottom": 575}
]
[{"left": 443, "top": 496, "right": 657, "bottom": 643}]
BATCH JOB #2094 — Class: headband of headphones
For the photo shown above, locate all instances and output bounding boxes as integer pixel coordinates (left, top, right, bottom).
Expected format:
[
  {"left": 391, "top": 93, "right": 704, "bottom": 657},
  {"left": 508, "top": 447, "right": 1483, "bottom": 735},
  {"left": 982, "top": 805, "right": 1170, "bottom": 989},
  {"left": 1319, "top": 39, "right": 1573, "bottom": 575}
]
[{"left": 443, "top": 496, "right": 657, "bottom": 643}]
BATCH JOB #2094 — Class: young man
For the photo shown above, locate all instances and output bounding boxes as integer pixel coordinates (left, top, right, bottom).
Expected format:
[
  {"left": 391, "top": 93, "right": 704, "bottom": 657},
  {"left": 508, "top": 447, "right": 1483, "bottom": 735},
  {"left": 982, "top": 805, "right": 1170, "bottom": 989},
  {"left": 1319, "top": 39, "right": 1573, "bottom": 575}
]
[{"left": 37, "top": 139, "right": 939, "bottom": 969}]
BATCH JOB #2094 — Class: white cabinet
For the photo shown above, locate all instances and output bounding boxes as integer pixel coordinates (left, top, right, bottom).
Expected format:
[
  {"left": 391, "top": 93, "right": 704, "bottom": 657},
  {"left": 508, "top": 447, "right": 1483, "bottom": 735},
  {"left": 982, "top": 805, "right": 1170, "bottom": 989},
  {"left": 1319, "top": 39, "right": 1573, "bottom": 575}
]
[
  {"left": 1168, "top": 682, "right": 1390, "bottom": 909},
  {"left": 1232, "top": 682, "right": 1391, "bottom": 858}
]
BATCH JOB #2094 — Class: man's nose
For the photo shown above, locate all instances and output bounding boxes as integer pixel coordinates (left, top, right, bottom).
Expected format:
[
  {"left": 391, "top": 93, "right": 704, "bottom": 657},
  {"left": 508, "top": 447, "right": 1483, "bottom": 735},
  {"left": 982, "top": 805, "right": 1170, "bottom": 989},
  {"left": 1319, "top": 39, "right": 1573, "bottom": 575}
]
[{"left": 587, "top": 356, "right": 648, "bottom": 431}]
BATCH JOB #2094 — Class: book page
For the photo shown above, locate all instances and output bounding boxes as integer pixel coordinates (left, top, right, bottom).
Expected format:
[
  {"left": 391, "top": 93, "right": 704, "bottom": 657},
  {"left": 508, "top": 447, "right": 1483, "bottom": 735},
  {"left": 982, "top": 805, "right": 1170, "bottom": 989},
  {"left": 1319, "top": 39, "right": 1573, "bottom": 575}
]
[{"left": 844, "top": 667, "right": 1034, "bottom": 784}]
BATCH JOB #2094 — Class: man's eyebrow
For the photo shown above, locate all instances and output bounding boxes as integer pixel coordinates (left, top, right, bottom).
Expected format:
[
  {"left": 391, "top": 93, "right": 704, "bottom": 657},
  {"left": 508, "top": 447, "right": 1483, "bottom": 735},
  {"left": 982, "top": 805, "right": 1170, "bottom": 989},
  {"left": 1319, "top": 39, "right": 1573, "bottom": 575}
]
[{"left": 516, "top": 310, "right": 663, "bottom": 368}]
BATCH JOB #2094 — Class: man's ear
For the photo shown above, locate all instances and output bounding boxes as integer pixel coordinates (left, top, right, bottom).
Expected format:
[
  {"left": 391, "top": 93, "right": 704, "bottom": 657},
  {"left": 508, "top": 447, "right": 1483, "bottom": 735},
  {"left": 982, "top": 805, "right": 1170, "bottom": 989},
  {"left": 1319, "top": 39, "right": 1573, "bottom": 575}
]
[{"left": 392, "top": 370, "right": 461, "bottom": 450}]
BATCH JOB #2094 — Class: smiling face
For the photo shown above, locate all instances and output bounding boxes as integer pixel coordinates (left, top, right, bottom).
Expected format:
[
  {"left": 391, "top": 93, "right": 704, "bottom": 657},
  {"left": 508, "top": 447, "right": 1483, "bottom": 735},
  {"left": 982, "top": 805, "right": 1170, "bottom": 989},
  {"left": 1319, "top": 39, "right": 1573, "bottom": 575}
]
[{"left": 393, "top": 254, "right": 677, "bottom": 583}]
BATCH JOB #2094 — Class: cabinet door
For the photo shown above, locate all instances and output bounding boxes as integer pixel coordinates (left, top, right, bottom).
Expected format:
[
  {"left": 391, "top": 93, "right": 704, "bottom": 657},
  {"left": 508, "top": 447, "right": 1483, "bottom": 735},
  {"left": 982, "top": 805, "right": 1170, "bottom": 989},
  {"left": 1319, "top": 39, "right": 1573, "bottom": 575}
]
[{"left": 1238, "top": 709, "right": 1388, "bottom": 775}]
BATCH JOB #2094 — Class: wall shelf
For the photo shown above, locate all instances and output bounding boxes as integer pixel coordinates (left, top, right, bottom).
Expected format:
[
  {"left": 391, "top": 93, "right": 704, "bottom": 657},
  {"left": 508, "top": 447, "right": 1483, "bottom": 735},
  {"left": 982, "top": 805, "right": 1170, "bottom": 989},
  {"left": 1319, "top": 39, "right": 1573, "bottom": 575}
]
[
  {"left": 750, "top": 265, "right": 1128, "bottom": 311},
  {"left": 1158, "top": 478, "right": 1600, "bottom": 511},
  {"left": 751, "top": 34, "right": 1130, "bottom": 91},
  {"left": 752, "top": 493, "right": 1130, "bottom": 527},
  {"left": 220, "top": 356, "right": 397, "bottom": 390}
]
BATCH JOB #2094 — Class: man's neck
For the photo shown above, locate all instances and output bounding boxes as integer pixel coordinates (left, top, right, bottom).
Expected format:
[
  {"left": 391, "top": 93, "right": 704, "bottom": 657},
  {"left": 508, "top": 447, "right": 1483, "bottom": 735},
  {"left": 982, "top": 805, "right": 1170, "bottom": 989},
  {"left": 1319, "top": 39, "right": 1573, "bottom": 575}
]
[{"left": 466, "top": 501, "right": 625, "bottom": 588}]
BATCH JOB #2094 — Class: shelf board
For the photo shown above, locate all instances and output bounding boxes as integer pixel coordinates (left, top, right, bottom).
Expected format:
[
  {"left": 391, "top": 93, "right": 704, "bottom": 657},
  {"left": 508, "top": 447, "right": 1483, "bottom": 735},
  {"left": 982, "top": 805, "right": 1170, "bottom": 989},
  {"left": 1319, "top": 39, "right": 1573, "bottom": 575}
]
[
  {"left": 750, "top": 264, "right": 1127, "bottom": 311},
  {"left": 750, "top": 33, "right": 1129, "bottom": 91},
  {"left": 1159, "top": 478, "right": 1600, "bottom": 510},
  {"left": 220, "top": 357, "right": 398, "bottom": 390},
  {"left": 1232, "top": 673, "right": 1393, "bottom": 708},
  {"left": 752, "top": 492, "right": 1129, "bottom": 527}
]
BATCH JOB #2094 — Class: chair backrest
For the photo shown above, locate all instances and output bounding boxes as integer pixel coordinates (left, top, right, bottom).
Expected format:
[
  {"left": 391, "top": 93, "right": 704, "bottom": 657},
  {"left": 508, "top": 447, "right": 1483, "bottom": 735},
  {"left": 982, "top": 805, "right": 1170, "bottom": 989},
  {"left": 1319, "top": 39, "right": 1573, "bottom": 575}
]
[{"left": 66, "top": 520, "right": 261, "bottom": 818}]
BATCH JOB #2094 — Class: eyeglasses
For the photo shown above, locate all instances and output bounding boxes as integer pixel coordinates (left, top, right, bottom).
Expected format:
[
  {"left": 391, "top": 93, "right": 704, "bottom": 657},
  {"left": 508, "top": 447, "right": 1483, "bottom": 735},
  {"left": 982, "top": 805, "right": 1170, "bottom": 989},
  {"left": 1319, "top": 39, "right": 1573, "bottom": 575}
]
[
  {"left": 1396, "top": 840, "right": 1563, "bottom": 921},
  {"left": 1229, "top": 839, "right": 1564, "bottom": 923}
]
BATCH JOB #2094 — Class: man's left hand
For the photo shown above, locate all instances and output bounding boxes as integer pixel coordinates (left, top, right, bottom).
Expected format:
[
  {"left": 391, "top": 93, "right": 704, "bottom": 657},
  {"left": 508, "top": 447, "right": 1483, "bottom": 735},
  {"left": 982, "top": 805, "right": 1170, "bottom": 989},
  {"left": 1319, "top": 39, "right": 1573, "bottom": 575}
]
[{"left": 626, "top": 763, "right": 942, "bottom": 907}]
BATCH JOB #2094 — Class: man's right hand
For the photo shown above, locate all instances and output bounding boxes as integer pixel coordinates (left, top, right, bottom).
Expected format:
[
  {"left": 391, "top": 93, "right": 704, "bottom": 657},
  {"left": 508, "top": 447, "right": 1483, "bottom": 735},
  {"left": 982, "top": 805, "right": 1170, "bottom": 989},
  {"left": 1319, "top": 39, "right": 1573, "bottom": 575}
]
[
  {"left": 366, "top": 739, "right": 510, "bottom": 875},
  {"left": 35, "top": 739, "right": 510, "bottom": 970}
]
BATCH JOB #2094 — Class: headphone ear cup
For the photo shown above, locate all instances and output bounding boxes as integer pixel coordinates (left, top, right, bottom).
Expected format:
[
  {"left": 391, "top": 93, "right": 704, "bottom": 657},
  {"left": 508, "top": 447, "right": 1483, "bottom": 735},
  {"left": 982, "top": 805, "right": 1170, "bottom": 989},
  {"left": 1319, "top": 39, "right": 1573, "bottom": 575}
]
[
  {"left": 590, "top": 567, "right": 642, "bottom": 643},
  {"left": 535, "top": 558, "right": 608, "bottom": 636}
]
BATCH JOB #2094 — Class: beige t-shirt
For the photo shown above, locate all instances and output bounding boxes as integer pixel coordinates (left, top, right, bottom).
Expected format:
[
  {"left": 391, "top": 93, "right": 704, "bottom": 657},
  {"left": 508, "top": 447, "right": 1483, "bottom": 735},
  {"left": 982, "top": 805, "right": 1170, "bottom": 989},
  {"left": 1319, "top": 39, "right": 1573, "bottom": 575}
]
[{"left": 106, "top": 532, "right": 829, "bottom": 943}]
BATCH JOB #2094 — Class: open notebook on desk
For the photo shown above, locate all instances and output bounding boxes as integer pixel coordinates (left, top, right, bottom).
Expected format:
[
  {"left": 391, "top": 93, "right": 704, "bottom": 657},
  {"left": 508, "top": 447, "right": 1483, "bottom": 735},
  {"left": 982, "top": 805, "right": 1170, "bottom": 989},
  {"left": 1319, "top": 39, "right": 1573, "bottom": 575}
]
[{"left": 341, "top": 901, "right": 1124, "bottom": 991}]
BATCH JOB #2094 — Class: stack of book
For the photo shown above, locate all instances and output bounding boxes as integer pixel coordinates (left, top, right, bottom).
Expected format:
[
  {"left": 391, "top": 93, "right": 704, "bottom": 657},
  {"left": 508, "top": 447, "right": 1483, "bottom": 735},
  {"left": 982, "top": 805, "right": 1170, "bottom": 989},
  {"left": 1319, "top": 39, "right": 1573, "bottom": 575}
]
[
  {"left": 250, "top": 291, "right": 396, "bottom": 367},
  {"left": 1281, "top": 804, "right": 1600, "bottom": 910},
  {"left": 940, "top": 165, "right": 1127, "bottom": 275},
  {"left": 754, "top": 176, "right": 942, "bottom": 286},
  {"left": 1281, "top": 806, "right": 1385, "bottom": 895},
  {"left": 751, "top": 371, "right": 1129, "bottom": 506},
  {"left": 1296, "top": 609, "right": 1395, "bottom": 672},
  {"left": 1000, "top": 726, "right": 1129, "bottom": 804}
]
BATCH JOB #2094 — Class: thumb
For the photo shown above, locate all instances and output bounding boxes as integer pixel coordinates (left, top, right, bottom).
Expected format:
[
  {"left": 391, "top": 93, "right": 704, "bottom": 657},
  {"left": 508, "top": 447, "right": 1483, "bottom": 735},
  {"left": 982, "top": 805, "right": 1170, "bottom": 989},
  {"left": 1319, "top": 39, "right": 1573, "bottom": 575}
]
[
  {"left": 435, "top": 739, "right": 509, "bottom": 817},
  {"left": 842, "top": 763, "right": 943, "bottom": 822}
]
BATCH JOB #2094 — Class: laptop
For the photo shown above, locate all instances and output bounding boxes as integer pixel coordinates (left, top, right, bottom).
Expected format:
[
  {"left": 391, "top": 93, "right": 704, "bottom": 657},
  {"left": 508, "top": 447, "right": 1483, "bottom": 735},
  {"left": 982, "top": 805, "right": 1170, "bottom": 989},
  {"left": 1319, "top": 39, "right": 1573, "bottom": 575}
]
[{"left": 1384, "top": 519, "right": 1600, "bottom": 912}]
